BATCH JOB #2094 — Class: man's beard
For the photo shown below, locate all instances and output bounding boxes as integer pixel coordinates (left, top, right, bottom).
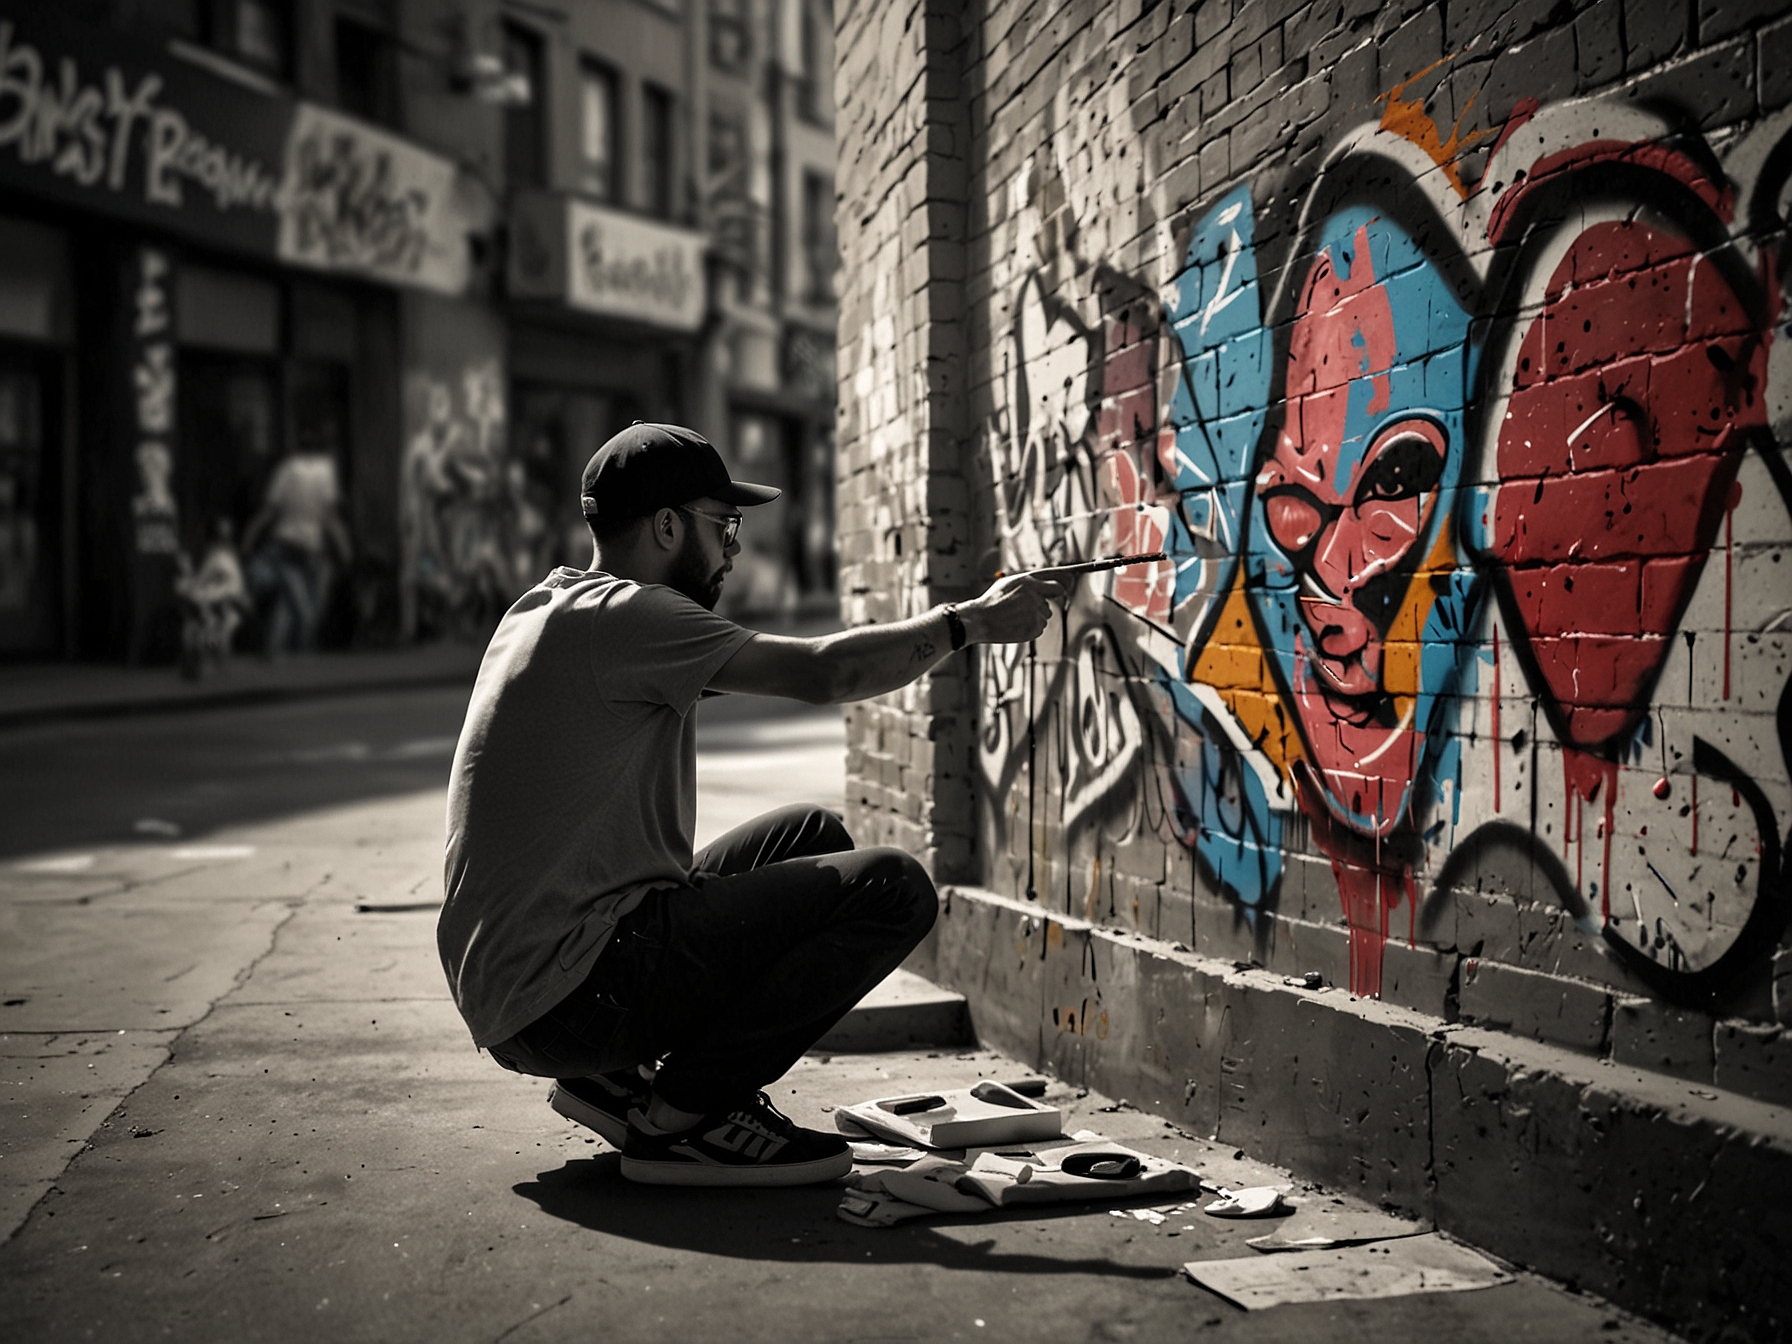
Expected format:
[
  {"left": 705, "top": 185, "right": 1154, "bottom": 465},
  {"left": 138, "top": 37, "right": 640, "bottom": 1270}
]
[{"left": 668, "top": 532, "right": 726, "bottom": 610}]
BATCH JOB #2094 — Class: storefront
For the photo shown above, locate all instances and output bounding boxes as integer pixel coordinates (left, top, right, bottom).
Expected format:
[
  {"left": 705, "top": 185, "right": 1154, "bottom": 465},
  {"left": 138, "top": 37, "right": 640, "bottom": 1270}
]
[{"left": 0, "top": 11, "right": 484, "bottom": 660}]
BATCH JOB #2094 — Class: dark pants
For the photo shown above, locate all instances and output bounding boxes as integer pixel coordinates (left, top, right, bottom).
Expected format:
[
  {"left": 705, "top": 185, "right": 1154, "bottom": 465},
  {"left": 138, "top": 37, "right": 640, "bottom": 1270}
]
[{"left": 487, "top": 805, "right": 938, "bottom": 1114}]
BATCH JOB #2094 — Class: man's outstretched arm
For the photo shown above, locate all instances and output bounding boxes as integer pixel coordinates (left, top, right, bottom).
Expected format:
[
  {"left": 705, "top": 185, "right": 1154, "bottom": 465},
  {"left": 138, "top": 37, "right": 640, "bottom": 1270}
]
[{"left": 707, "top": 572, "right": 1067, "bottom": 705}]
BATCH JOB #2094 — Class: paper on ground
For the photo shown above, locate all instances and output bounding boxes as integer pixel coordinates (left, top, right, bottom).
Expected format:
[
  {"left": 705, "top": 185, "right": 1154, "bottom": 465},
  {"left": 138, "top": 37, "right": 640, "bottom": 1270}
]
[
  {"left": 1184, "top": 1232, "right": 1514, "bottom": 1310},
  {"left": 1246, "top": 1199, "right": 1425, "bottom": 1252}
]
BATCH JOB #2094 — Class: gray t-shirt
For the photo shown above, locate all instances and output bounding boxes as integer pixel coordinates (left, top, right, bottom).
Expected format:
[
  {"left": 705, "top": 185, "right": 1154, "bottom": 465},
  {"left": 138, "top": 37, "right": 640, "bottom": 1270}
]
[{"left": 438, "top": 567, "right": 754, "bottom": 1047}]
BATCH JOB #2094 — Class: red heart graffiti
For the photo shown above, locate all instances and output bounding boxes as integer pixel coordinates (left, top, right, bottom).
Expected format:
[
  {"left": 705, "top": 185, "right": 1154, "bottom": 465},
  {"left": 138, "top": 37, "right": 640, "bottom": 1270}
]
[{"left": 1491, "top": 219, "right": 1767, "bottom": 750}]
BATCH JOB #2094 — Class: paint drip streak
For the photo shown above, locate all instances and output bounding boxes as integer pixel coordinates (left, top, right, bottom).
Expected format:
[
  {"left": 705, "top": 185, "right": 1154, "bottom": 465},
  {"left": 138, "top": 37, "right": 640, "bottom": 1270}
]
[
  {"left": 1723, "top": 500, "right": 1734, "bottom": 701},
  {"left": 1491, "top": 625, "right": 1501, "bottom": 813}
]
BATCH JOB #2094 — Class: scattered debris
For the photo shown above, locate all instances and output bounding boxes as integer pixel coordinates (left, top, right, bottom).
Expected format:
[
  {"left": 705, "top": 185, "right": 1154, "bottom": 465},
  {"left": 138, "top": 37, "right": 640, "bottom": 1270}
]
[
  {"left": 840, "top": 1136, "right": 1200, "bottom": 1227},
  {"left": 1246, "top": 1200, "right": 1425, "bottom": 1252},
  {"left": 848, "top": 1141, "right": 927, "bottom": 1165},
  {"left": 1203, "top": 1187, "right": 1289, "bottom": 1219},
  {"left": 1282, "top": 972, "right": 1324, "bottom": 989},
  {"left": 1184, "top": 1233, "right": 1514, "bottom": 1309}
]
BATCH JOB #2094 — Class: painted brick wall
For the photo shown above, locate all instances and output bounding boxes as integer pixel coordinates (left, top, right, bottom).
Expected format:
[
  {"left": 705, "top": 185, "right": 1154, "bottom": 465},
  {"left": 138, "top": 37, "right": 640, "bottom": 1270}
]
[{"left": 836, "top": 0, "right": 1792, "bottom": 1104}]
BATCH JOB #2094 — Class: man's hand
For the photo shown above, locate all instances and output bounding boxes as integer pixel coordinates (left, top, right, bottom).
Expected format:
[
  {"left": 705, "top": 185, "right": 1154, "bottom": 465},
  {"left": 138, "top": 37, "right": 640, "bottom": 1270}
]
[{"left": 957, "top": 571, "right": 1069, "bottom": 645}]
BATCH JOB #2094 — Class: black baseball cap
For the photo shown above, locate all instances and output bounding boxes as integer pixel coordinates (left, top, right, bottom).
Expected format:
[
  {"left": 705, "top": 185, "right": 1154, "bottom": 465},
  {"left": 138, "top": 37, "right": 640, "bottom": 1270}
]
[{"left": 579, "top": 423, "right": 780, "bottom": 521}]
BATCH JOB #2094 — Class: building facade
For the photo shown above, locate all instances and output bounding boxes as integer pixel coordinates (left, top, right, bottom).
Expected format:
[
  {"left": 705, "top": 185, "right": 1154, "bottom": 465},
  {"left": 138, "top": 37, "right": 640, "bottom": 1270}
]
[
  {"left": 497, "top": 0, "right": 838, "bottom": 620},
  {"left": 834, "top": 0, "right": 1792, "bottom": 1335},
  {"left": 0, "top": 0, "right": 835, "bottom": 662}
]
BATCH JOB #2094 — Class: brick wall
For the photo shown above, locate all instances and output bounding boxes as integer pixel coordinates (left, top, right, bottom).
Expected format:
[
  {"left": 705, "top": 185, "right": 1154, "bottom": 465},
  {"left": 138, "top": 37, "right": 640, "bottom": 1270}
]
[{"left": 836, "top": 0, "right": 1792, "bottom": 1106}]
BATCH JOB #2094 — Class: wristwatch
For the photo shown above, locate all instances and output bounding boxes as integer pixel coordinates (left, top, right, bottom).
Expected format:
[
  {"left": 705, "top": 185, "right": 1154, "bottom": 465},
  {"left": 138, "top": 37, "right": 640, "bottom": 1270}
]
[{"left": 942, "top": 604, "right": 967, "bottom": 652}]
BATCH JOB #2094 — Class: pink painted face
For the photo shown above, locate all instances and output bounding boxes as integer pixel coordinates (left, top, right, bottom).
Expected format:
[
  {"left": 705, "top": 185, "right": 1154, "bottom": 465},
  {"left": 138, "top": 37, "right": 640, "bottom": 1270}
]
[{"left": 1254, "top": 224, "right": 1451, "bottom": 832}]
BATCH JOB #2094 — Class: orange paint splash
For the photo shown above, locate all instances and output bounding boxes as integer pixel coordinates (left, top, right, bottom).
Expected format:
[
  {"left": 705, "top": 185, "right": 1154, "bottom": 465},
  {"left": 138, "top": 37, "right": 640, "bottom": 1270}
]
[
  {"left": 1376, "top": 56, "right": 1492, "bottom": 200},
  {"left": 1191, "top": 577, "right": 1306, "bottom": 779}
]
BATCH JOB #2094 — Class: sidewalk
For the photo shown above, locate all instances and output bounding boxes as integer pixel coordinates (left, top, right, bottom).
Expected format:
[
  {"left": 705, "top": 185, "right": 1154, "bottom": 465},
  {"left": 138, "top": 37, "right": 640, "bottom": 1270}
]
[
  {"left": 0, "top": 789, "right": 1676, "bottom": 1343},
  {"left": 0, "top": 644, "right": 486, "bottom": 731}
]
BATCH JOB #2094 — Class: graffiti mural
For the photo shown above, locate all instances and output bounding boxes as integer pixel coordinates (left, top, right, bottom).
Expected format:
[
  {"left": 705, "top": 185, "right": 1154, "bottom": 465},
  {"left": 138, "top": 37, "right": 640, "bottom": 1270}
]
[
  {"left": 400, "top": 357, "right": 516, "bottom": 640},
  {"left": 973, "top": 83, "right": 1792, "bottom": 1011}
]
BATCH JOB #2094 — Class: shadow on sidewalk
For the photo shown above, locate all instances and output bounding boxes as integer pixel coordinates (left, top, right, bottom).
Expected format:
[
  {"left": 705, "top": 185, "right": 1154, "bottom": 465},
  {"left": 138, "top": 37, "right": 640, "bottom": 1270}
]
[{"left": 514, "top": 1157, "right": 1182, "bottom": 1280}]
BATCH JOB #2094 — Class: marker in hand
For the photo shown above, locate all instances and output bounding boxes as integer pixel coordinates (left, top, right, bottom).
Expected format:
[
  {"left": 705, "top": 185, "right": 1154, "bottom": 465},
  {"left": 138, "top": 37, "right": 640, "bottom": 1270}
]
[{"left": 995, "top": 551, "right": 1168, "bottom": 579}]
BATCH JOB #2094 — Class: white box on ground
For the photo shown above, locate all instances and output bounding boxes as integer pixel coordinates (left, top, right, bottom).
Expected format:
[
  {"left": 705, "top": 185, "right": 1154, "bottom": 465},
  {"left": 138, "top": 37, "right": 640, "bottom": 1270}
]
[{"left": 836, "top": 1081, "right": 1063, "bottom": 1148}]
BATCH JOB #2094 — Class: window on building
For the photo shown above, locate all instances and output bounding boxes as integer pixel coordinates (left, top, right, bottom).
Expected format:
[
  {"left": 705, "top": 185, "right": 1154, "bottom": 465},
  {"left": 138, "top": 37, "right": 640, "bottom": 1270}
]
[
  {"left": 643, "top": 85, "right": 676, "bottom": 219},
  {"left": 710, "top": 0, "right": 748, "bottom": 74},
  {"left": 796, "top": 1, "right": 823, "bottom": 124},
  {"left": 503, "top": 22, "right": 547, "bottom": 189},
  {"left": 335, "top": 17, "right": 400, "bottom": 127},
  {"left": 579, "top": 60, "right": 619, "bottom": 202},
  {"left": 802, "top": 170, "right": 836, "bottom": 304},
  {"left": 199, "top": 0, "right": 292, "bottom": 78}
]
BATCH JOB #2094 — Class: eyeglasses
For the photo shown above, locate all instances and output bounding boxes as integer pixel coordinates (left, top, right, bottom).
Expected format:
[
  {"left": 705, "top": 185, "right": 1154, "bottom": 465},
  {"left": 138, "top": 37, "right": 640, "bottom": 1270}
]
[{"left": 677, "top": 505, "right": 741, "bottom": 547}]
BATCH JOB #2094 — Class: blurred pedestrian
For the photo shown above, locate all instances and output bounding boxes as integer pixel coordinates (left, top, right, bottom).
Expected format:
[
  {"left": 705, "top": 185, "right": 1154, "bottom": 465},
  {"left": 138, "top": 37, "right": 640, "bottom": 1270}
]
[
  {"left": 246, "top": 445, "right": 350, "bottom": 655},
  {"left": 174, "top": 518, "right": 249, "bottom": 678}
]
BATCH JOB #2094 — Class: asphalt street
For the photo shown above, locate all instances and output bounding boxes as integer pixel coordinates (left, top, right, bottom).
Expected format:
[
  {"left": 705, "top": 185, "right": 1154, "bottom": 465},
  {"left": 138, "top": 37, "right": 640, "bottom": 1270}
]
[{"left": 0, "top": 685, "right": 1681, "bottom": 1342}]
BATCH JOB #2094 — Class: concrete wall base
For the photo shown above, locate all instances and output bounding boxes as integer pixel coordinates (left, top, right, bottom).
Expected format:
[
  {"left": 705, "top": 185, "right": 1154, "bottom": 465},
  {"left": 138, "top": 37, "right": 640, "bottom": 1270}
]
[{"left": 908, "top": 884, "right": 1792, "bottom": 1342}]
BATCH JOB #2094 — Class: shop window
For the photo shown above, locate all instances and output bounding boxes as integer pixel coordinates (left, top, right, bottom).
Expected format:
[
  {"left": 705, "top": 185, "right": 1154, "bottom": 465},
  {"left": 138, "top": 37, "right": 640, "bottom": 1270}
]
[
  {"left": 335, "top": 16, "right": 400, "bottom": 128},
  {"left": 643, "top": 85, "right": 676, "bottom": 220},
  {"left": 710, "top": 0, "right": 748, "bottom": 74},
  {"left": 180, "top": 354, "right": 280, "bottom": 555},
  {"left": 802, "top": 170, "right": 836, "bottom": 304},
  {"left": 579, "top": 60, "right": 619, "bottom": 202},
  {"left": 0, "top": 353, "right": 54, "bottom": 652},
  {"left": 176, "top": 266, "right": 281, "bottom": 355},
  {"left": 503, "top": 22, "right": 546, "bottom": 189}
]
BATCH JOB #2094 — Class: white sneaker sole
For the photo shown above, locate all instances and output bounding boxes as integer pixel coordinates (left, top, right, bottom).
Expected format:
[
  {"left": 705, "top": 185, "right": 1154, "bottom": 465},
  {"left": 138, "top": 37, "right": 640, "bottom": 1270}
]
[
  {"left": 619, "top": 1148, "right": 853, "bottom": 1187},
  {"left": 548, "top": 1083, "right": 630, "bottom": 1147}
]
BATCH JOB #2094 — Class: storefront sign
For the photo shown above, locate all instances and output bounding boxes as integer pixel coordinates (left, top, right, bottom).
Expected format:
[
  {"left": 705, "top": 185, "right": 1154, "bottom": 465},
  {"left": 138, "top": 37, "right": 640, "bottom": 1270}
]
[
  {"left": 509, "top": 193, "right": 705, "bottom": 332},
  {"left": 129, "top": 246, "right": 180, "bottom": 558},
  {"left": 0, "top": 15, "right": 471, "bottom": 294},
  {"left": 277, "top": 105, "right": 467, "bottom": 295},
  {"left": 0, "top": 16, "right": 287, "bottom": 257}
]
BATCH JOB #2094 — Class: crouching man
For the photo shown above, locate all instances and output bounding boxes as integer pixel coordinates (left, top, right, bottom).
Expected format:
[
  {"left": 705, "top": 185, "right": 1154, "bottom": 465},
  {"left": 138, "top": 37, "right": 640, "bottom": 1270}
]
[{"left": 439, "top": 424, "right": 1063, "bottom": 1187}]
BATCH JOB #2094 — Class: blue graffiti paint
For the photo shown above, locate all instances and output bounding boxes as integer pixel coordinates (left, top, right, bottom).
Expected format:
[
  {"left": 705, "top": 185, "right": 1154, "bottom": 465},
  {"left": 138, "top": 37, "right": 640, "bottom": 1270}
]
[
  {"left": 1154, "top": 187, "right": 1286, "bottom": 911},
  {"left": 1158, "top": 671, "right": 1285, "bottom": 918},
  {"left": 1161, "top": 186, "right": 1271, "bottom": 639}
]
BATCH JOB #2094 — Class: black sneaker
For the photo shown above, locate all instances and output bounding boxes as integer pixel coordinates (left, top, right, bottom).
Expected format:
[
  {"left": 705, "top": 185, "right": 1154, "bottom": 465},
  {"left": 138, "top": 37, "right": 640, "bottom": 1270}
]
[
  {"left": 619, "top": 1091, "right": 852, "bottom": 1187},
  {"left": 550, "top": 1069, "right": 653, "bottom": 1147}
]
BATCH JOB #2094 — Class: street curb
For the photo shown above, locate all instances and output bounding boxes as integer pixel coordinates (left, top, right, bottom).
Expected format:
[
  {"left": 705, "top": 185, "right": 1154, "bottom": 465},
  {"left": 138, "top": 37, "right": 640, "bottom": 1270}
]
[
  {"left": 0, "top": 669, "right": 479, "bottom": 732},
  {"left": 814, "top": 968, "right": 973, "bottom": 1052},
  {"left": 909, "top": 884, "right": 1792, "bottom": 1342}
]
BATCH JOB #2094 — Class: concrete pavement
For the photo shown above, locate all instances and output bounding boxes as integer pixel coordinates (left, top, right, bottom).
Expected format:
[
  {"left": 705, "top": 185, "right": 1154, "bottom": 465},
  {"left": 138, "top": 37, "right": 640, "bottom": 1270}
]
[{"left": 1, "top": 694, "right": 1681, "bottom": 1341}]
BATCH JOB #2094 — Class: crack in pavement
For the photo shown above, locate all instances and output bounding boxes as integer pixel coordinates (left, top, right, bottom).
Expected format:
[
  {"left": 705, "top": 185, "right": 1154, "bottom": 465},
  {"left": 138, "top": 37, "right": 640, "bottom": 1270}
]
[
  {"left": 490, "top": 1293, "right": 573, "bottom": 1344},
  {"left": 1, "top": 899, "right": 304, "bottom": 1246}
]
